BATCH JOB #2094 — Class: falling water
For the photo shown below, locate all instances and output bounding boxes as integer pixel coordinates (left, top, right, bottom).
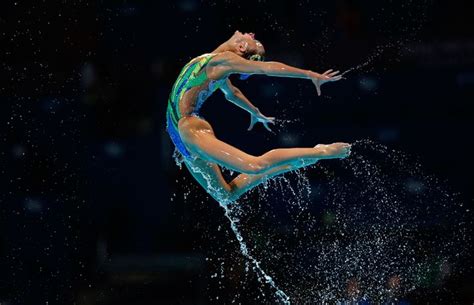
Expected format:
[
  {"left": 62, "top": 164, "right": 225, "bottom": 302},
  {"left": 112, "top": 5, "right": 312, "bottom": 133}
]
[
  {"left": 175, "top": 138, "right": 471, "bottom": 304},
  {"left": 340, "top": 42, "right": 398, "bottom": 77},
  {"left": 221, "top": 204, "right": 291, "bottom": 304},
  {"left": 175, "top": 153, "right": 291, "bottom": 303}
]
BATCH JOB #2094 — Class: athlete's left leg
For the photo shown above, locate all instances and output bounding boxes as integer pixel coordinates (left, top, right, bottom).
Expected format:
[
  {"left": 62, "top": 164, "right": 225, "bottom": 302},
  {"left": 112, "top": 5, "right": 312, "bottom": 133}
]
[
  {"left": 184, "top": 155, "right": 320, "bottom": 204},
  {"left": 227, "top": 157, "right": 320, "bottom": 202}
]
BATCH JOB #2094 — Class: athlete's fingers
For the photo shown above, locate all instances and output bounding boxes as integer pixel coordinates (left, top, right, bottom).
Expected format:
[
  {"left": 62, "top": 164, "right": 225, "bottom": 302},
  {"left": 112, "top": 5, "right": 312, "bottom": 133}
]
[
  {"left": 328, "top": 70, "right": 340, "bottom": 77},
  {"left": 331, "top": 75, "right": 343, "bottom": 81},
  {"left": 323, "top": 69, "right": 333, "bottom": 75},
  {"left": 263, "top": 122, "right": 272, "bottom": 132},
  {"left": 248, "top": 116, "right": 256, "bottom": 131}
]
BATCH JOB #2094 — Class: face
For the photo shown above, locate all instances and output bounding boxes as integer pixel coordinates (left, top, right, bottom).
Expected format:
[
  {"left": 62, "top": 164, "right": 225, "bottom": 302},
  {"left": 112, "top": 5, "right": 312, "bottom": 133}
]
[{"left": 232, "top": 30, "right": 265, "bottom": 59}]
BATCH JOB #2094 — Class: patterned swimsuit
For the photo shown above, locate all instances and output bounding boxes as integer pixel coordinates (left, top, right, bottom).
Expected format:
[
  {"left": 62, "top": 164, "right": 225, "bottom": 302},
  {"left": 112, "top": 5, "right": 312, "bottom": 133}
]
[{"left": 166, "top": 53, "right": 225, "bottom": 159}]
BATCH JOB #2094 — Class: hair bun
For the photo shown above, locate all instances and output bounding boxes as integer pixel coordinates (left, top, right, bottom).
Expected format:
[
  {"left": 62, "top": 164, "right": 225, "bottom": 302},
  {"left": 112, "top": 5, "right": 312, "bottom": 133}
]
[
  {"left": 241, "top": 54, "right": 264, "bottom": 80},
  {"left": 249, "top": 54, "right": 264, "bottom": 61}
]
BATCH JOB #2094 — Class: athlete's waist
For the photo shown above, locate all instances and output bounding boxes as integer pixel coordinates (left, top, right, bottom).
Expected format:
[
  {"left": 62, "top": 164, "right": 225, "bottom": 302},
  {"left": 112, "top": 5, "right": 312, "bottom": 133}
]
[{"left": 167, "top": 110, "right": 204, "bottom": 123}]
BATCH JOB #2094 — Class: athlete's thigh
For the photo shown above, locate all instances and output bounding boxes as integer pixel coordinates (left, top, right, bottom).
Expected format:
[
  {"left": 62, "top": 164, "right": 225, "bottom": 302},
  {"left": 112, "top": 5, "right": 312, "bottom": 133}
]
[
  {"left": 180, "top": 128, "right": 258, "bottom": 173},
  {"left": 184, "top": 157, "right": 231, "bottom": 199}
]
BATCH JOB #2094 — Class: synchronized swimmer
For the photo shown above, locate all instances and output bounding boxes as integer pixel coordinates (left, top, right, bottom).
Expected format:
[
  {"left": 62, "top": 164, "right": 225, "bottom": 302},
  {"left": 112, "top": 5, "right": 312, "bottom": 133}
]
[{"left": 166, "top": 30, "right": 351, "bottom": 204}]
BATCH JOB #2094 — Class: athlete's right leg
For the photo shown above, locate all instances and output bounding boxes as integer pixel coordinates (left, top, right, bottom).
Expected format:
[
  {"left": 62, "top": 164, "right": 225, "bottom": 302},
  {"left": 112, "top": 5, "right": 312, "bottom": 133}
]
[{"left": 178, "top": 117, "right": 350, "bottom": 175}]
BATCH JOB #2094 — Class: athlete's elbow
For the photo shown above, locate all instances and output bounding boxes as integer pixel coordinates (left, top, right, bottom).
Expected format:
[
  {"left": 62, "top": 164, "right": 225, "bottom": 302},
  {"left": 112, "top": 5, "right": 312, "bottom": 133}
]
[
  {"left": 260, "top": 62, "right": 284, "bottom": 76},
  {"left": 224, "top": 91, "right": 238, "bottom": 101},
  {"left": 255, "top": 64, "right": 268, "bottom": 75},
  {"left": 229, "top": 88, "right": 243, "bottom": 99}
]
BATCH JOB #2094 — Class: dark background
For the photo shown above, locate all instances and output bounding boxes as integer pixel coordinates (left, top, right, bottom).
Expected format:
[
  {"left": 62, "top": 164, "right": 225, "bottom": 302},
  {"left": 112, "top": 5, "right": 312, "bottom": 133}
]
[{"left": 1, "top": 0, "right": 473, "bottom": 304}]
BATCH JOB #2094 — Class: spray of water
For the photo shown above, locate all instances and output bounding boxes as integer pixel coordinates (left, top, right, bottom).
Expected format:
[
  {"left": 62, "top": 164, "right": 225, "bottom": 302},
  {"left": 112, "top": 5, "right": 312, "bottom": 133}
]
[
  {"left": 222, "top": 204, "right": 291, "bottom": 304},
  {"left": 340, "top": 42, "right": 399, "bottom": 77},
  {"left": 174, "top": 138, "right": 471, "bottom": 304},
  {"left": 241, "top": 139, "right": 470, "bottom": 303},
  {"left": 174, "top": 151, "right": 292, "bottom": 303}
]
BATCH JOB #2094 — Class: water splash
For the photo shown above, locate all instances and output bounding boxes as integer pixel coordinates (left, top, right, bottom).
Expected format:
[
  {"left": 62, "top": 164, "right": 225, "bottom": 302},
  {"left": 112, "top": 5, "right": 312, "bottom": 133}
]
[
  {"left": 172, "top": 147, "right": 186, "bottom": 169},
  {"left": 340, "top": 42, "right": 398, "bottom": 77},
  {"left": 181, "top": 155, "right": 292, "bottom": 303},
  {"left": 221, "top": 140, "right": 467, "bottom": 303},
  {"left": 175, "top": 139, "right": 470, "bottom": 304},
  {"left": 222, "top": 204, "right": 291, "bottom": 304},
  {"left": 250, "top": 139, "right": 470, "bottom": 303}
]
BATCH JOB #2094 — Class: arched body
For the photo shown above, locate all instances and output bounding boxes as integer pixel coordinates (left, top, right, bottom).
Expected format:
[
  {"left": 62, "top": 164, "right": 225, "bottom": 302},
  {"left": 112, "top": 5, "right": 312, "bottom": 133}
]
[{"left": 166, "top": 31, "right": 350, "bottom": 204}]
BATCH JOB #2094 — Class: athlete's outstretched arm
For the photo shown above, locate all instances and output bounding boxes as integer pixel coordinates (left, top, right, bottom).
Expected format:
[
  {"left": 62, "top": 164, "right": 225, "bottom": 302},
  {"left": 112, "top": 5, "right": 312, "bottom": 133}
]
[
  {"left": 220, "top": 51, "right": 342, "bottom": 96},
  {"left": 220, "top": 78, "right": 275, "bottom": 131},
  {"left": 220, "top": 78, "right": 259, "bottom": 115}
]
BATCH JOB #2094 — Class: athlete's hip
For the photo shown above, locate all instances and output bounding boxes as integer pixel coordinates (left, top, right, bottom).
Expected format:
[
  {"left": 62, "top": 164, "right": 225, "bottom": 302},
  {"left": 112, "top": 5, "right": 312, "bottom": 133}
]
[{"left": 177, "top": 114, "right": 215, "bottom": 135}]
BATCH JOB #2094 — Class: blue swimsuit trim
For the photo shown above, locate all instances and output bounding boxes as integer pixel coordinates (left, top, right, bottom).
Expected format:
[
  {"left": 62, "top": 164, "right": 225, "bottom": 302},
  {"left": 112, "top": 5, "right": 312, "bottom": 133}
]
[{"left": 166, "top": 112, "right": 192, "bottom": 159}]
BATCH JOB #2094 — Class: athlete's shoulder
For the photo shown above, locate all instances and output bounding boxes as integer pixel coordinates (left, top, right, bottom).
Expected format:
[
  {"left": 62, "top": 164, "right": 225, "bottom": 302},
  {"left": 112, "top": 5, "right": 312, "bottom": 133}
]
[{"left": 206, "top": 52, "right": 244, "bottom": 79}]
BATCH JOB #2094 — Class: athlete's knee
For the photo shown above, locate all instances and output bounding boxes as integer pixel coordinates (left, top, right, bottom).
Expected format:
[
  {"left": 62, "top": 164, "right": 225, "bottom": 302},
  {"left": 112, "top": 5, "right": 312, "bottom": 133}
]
[
  {"left": 208, "top": 186, "right": 233, "bottom": 204},
  {"left": 223, "top": 184, "right": 241, "bottom": 203},
  {"left": 240, "top": 156, "right": 269, "bottom": 174},
  {"left": 213, "top": 187, "right": 239, "bottom": 205}
]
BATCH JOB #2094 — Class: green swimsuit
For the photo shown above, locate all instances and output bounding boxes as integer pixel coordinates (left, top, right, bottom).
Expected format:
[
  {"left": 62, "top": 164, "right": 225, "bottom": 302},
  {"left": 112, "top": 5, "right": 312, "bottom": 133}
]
[{"left": 166, "top": 53, "right": 226, "bottom": 158}]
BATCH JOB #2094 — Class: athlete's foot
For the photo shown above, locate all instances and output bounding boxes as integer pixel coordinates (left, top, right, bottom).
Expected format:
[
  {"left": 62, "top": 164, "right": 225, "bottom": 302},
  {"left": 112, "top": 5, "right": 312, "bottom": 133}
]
[{"left": 314, "top": 142, "right": 351, "bottom": 159}]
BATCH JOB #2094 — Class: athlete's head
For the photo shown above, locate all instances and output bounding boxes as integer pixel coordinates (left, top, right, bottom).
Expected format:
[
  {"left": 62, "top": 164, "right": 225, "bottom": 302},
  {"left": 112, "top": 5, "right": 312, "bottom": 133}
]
[{"left": 229, "top": 30, "right": 266, "bottom": 61}]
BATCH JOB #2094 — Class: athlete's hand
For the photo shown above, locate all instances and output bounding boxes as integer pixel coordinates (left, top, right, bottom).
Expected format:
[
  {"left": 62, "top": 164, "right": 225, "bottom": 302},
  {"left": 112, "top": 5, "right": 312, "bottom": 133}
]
[
  {"left": 311, "top": 69, "right": 342, "bottom": 96},
  {"left": 248, "top": 111, "right": 275, "bottom": 132}
]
